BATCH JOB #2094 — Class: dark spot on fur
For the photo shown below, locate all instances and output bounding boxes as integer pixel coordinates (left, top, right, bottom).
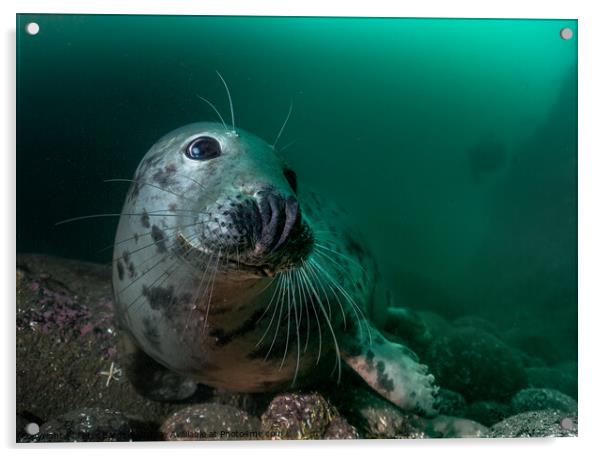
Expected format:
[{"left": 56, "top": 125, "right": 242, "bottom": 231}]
[
  {"left": 122, "top": 250, "right": 136, "bottom": 278},
  {"left": 168, "top": 202, "right": 178, "bottom": 212},
  {"left": 212, "top": 309, "right": 264, "bottom": 347},
  {"left": 134, "top": 232, "right": 139, "bottom": 243},
  {"left": 151, "top": 225, "right": 168, "bottom": 253},
  {"left": 127, "top": 261, "right": 135, "bottom": 278},
  {"left": 345, "top": 234, "right": 366, "bottom": 259},
  {"left": 152, "top": 163, "right": 177, "bottom": 187},
  {"left": 141, "top": 209, "right": 150, "bottom": 228},
  {"left": 365, "top": 349, "right": 377, "bottom": 372},
  {"left": 355, "top": 281, "right": 364, "bottom": 291},
  {"left": 117, "top": 261, "right": 125, "bottom": 281},
  {"left": 142, "top": 317, "right": 162, "bottom": 352},
  {"left": 376, "top": 360, "right": 395, "bottom": 392},
  {"left": 141, "top": 285, "right": 191, "bottom": 320}
]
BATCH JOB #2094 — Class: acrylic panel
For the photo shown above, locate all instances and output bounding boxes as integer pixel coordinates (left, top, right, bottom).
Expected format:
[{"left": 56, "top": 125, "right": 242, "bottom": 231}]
[{"left": 16, "top": 14, "right": 577, "bottom": 441}]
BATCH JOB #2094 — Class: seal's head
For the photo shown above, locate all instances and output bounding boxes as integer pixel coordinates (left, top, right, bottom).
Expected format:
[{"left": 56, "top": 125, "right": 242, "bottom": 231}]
[{"left": 133, "top": 122, "right": 313, "bottom": 277}]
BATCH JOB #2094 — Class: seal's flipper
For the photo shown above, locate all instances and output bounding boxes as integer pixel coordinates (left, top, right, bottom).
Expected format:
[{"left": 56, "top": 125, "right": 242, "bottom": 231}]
[
  {"left": 120, "top": 331, "right": 199, "bottom": 402},
  {"left": 341, "top": 327, "right": 439, "bottom": 416}
]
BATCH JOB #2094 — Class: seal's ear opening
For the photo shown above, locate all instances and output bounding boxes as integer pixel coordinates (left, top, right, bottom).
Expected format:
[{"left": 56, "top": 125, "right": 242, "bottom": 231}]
[{"left": 283, "top": 168, "right": 297, "bottom": 193}]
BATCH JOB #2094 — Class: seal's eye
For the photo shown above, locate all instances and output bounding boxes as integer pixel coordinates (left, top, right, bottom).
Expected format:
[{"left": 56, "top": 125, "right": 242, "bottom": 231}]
[
  {"left": 185, "top": 136, "right": 221, "bottom": 161},
  {"left": 283, "top": 168, "right": 297, "bottom": 193}
]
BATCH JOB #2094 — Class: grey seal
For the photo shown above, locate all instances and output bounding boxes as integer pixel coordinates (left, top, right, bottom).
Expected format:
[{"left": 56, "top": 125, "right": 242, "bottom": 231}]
[{"left": 111, "top": 119, "right": 438, "bottom": 415}]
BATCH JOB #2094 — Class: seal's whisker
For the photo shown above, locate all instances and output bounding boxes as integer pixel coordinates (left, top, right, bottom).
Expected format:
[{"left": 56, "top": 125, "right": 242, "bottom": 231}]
[
  {"left": 117, "top": 242, "right": 178, "bottom": 296},
  {"left": 104, "top": 178, "right": 199, "bottom": 205},
  {"left": 304, "top": 259, "right": 343, "bottom": 328},
  {"left": 300, "top": 263, "right": 341, "bottom": 381},
  {"left": 264, "top": 273, "right": 288, "bottom": 362},
  {"left": 196, "top": 94, "right": 227, "bottom": 130},
  {"left": 255, "top": 274, "right": 284, "bottom": 348},
  {"left": 177, "top": 173, "right": 208, "bottom": 191},
  {"left": 311, "top": 250, "right": 371, "bottom": 332},
  {"left": 99, "top": 219, "right": 199, "bottom": 254},
  {"left": 199, "top": 237, "right": 225, "bottom": 336},
  {"left": 291, "top": 270, "right": 302, "bottom": 386},
  {"left": 215, "top": 70, "right": 235, "bottom": 133},
  {"left": 300, "top": 261, "right": 328, "bottom": 364},
  {"left": 278, "top": 270, "right": 293, "bottom": 371},
  {"left": 314, "top": 243, "right": 367, "bottom": 273},
  {"left": 184, "top": 247, "right": 218, "bottom": 336},
  {"left": 113, "top": 236, "right": 175, "bottom": 264},
  {"left": 297, "top": 262, "right": 322, "bottom": 363},
  {"left": 310, "top": 255, "right": 364, "bottom": 332},
  {"left": 310, "top": 256, "right": 372, "bottom": 345},
  {"left": 56, "top": 211, "right": 199, "bottom": 226},
  {"left": 278, "top": 139, "right": 298, "bottom": 153},
  {"left": 124, "top": 254, "right": 181, "bottom": 313},
  {"left": 273, "top": 99, "right": 293, "bottom": 149},
  {"left": 295, "top": 268, "right": 312, "bottom": 353}
]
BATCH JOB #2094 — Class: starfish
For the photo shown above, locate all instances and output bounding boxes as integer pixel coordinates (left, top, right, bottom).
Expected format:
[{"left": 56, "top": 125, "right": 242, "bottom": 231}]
[{"left": 99, "top": 361, "right": 122, "bottom": 387}]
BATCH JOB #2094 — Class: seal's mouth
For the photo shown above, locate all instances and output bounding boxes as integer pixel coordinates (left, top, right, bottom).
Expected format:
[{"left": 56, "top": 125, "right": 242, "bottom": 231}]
[
  {"left": 176, "top": 219, "right": 314, "bottom": 278},
  {"left": 174, "top": 188, "right": 313, "bottom": 276}
]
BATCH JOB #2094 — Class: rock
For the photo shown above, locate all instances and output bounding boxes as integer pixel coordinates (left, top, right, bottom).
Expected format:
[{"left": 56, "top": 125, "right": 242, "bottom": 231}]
[
  {"left": 328, "top": 387, "right": 426, "bottom": 439},
  {"left": 16, "top": 255, "right": 184, "bottom": 430},
  {"left": 511, "top": 388, "right": 577, "bottom": 414},
  {"left": 417, "top": 311, "right": 452, "bottom": 339},
  {"left": 425, "top": 415, "right": 488, "bottom": 438},
  {"left": 502, "top": 327, "right": 565, "bottom": 365},
  {"left": 324, "top": 416, "right": 360, "bottom": 439},
  {"left": 16, "top": 414, "right": 30, "bottom": 441},
  {"left": 261, "top": 392, "right": 356, "bottom": 440},
  {"left": 464, "top": 401, "right": 512, "bottom": 427},
  {"left": 515, "top": 350, "right": 546, "bottom": 369},
  {"left": 453, "top": 315, "right": 501, "bottom": 337},
  {"left": 525, "top": 365, "right": 577, "bottom": 399},
  {"left": 488, "top": 410, "right": 578, "bottom": 438},
  {"left": 33, "top": 408, "right": 133, "bottom": 442},
  {"left": 212, "top": 391, "right": 273, "bottom": 419},
  {"left": 161, "top": 403, "right": 261, "bottom": 441},
  {"left": 383, "top": 307, "right": 431, "bottom": 349},
  {"left": 424, "top": 326, "right": 527, "bottom": 402},
  {"left": 437, "top": 389, "right": 467, "bottom": 417}
]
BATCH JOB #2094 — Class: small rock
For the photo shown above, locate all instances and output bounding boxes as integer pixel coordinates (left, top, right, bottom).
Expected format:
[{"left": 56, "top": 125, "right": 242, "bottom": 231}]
[
  {"left": 424, "top": 326, "right": 527, "bottom": 402},
  {"left": 212, "top": 390, "right": 273, "bottom": 418},
  {"left": 437, "top": 389, "right": 467, "bottom": 417},
  {"left": 329, "top": 387, "right": 426, "bottom": 439},
  {"left": 511, "top": 388, "right": 577, "bottom": 414},
  {"left": 16, "top": 414, "right": 29, "bottom": 441},
  {"left": 465, "top": 401, "right": 512, "bottom": 427},
  {"left": 324, "top": 416, "right": 360, "bottom": 439},
  {"left": 488, "top": 410, "right": 578, "bottom": 438},
  {"left": 261, "top": 392, "right": 352, "bottom": 440},
  {"left": 526, "top": 366, "right": 577, "bottom": 399},
  {"left": 161, "top": 403, "right": 261, "bottom": 441},
  {"left": 426, "top": 415, "right": 488, "bottom": 438},
  {"left": 33, "top": 408, "right": 132, "bottom": 442}
]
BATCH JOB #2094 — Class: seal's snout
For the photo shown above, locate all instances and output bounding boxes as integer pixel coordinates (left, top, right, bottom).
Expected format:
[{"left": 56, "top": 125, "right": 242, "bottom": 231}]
[{"left": 255, "top": 189, "right": 301, "bottom": 254}]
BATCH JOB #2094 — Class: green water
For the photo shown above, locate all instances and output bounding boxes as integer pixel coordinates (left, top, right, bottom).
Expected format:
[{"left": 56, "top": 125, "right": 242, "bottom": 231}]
[{"left": 17, "top": 15, "right": 577, "bottom": 364}]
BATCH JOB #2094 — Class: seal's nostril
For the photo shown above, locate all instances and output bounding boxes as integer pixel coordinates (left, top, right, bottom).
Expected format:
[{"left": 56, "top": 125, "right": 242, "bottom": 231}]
[
  {"left": 272, "top": 196, "right": 301, "bottom": 252},
  {"left": 255, "top": 189, "right": 301, "bottom": 254}
]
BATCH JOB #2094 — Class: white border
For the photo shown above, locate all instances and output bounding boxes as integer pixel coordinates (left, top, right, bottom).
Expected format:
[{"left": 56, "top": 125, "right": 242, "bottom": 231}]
[{"left": 3, "top": 1, "right": 601, "bottom": 456}]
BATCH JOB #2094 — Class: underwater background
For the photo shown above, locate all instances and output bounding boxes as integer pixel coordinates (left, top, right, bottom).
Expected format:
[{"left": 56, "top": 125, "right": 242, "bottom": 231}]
[{"left": 17, "top": 15, "right": 577, "bottom": 372}]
